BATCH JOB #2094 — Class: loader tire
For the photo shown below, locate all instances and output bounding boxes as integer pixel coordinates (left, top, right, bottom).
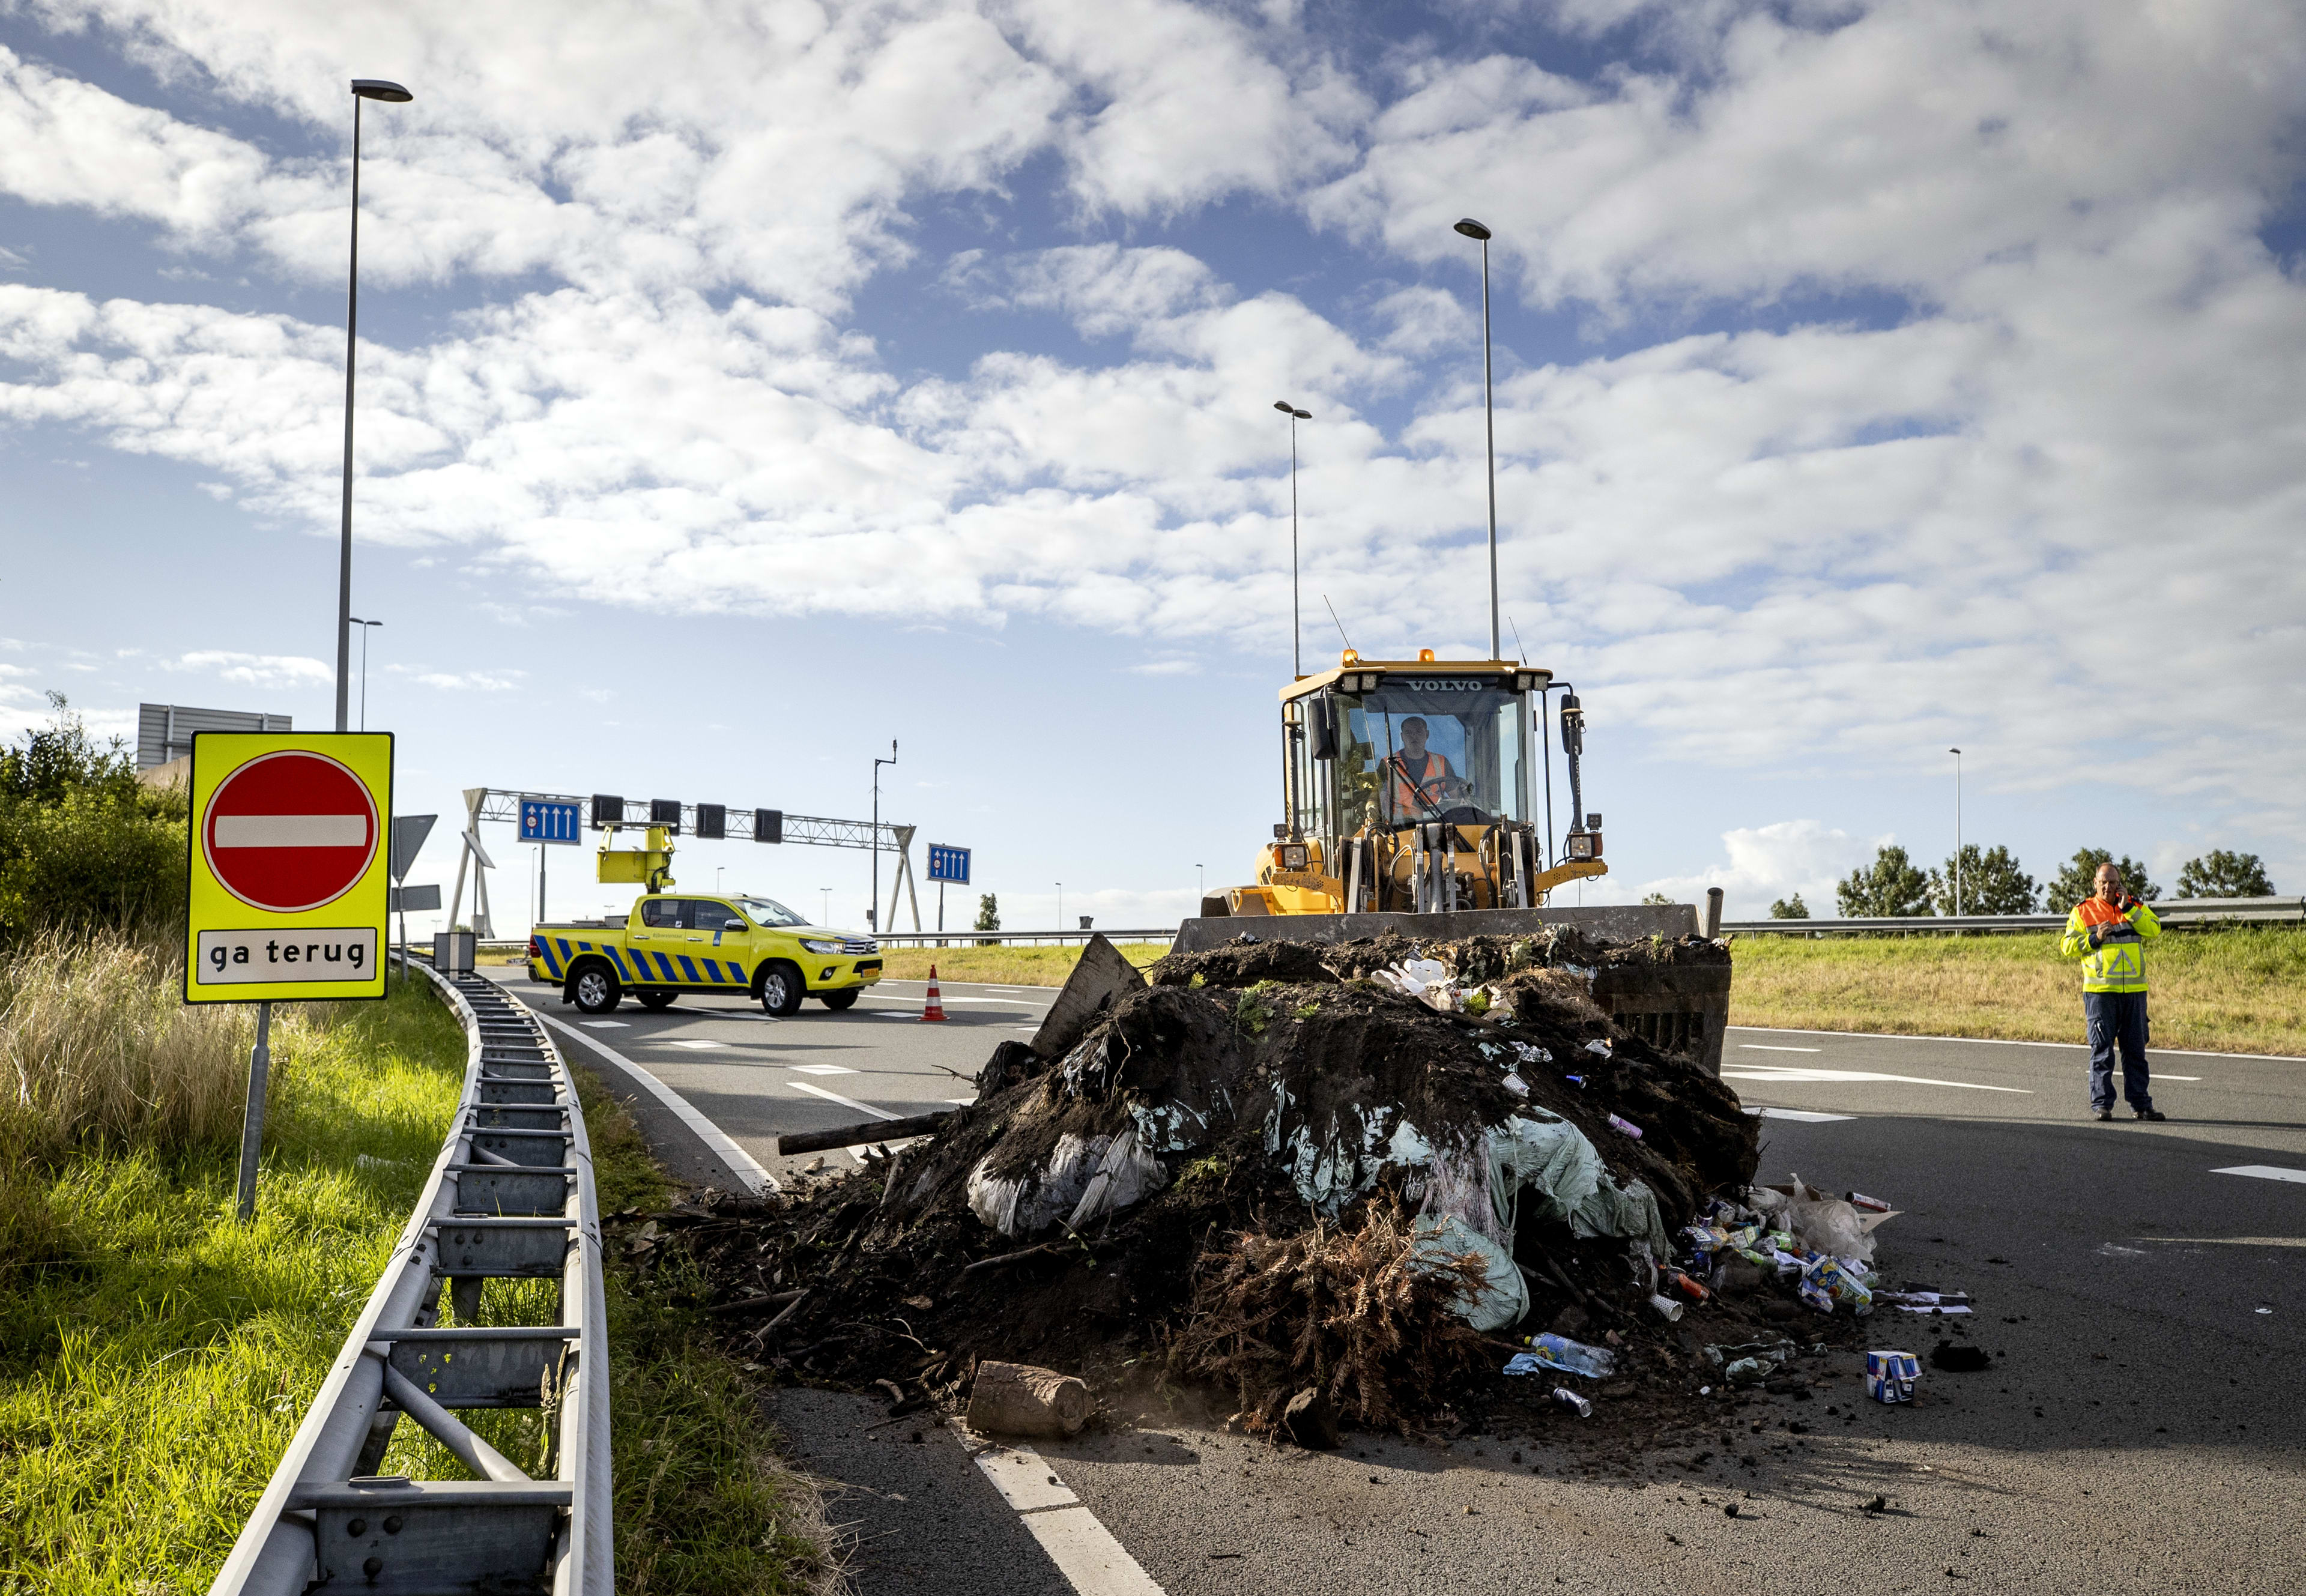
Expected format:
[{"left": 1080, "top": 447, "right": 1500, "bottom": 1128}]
[{"left": 1199, "top": 893, "right": 1230, "bottom": 918}]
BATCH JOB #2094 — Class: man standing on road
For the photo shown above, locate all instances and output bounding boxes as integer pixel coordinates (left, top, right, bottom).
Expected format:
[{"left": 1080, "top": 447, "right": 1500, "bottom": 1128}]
[{"left": 2060, "top": 862, "right": 2166, "bottom": 1122}]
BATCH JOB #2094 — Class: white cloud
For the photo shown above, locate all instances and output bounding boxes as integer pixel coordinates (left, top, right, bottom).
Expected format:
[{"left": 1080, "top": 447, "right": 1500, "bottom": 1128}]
[
  {"left": 398, "top": 668, "right": 522, "bottom": 692},
  {"left": 1636, "top": 819, "right": 1882, "bottom": 920},
  {"left": 168, "top": 650, "right": 330, "bottom": 687}
]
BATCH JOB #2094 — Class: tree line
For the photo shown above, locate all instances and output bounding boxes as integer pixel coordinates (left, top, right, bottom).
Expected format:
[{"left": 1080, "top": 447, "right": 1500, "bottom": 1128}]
[{"left": 1763, "top": 843, "right": 2278, "bottom": 919}]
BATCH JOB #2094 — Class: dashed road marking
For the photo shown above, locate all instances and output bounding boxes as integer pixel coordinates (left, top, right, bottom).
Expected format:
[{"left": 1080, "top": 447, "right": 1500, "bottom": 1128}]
[
  {"left": 1722, "top": 1066, "right": 2030, "bottom": 1093},
  {"left": 1739, "top": 1044, "right": 1821, "bottom": 1053},
  {"left": 578, "top": 1019, "right": 629, "bottom": 1029},
  {"left": 2212, "top": 1165, "right": 2306, "bottom": 1185},
  {"left": 969, "top": 1437, "right": 1165, "bottom": 1596},
  {"left": 788, "top": 1063, "right": 858, "bottom": 1075},
  {"left": 665, "top": 1039, "right": 724, "bottom": 1050},
  {"left": 1745, "top": 1107, "right": 1857, "bottom": 1123}
]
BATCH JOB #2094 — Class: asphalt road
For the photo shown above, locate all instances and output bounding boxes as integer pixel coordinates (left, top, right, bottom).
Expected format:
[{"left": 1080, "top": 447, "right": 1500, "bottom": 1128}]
[{"left": 492, "top": 966, "right": 2306, "bottom": 1594}]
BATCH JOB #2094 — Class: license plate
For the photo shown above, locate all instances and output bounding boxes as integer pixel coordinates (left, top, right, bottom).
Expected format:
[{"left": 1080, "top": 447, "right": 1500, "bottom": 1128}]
[{"left": 856, "top": 960, "right": 883, "bottom": 975}]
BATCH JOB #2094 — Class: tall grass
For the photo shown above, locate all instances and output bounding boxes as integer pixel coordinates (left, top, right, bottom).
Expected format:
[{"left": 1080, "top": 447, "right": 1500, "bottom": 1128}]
[{"left": 0, "top": 929, "right": 267, "bottom": 1157}]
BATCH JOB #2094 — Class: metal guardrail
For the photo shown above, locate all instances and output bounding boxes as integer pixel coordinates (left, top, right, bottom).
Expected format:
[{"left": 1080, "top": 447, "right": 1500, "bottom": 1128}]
[
  {"left": 1722, "top": 896, "right": 2306, "bottom": 937},
  {"left": 868, "top": 927, "right": 1179, "bottom": 948},
  {"left": 209, "top": 959, "right": 610, "bottom": 1596}
]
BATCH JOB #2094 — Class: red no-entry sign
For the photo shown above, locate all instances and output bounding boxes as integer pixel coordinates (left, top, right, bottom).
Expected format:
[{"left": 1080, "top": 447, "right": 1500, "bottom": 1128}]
[{"left": 201, "top": 749, "right": 381, "bottom": 913}]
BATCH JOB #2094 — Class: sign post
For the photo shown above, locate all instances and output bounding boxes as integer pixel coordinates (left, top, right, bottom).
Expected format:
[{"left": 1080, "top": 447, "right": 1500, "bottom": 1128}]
[
  {"left": 927, "top": 844, "right": 970, "bottom": 944},
  {"left": 518, "top": 797, "right": 581, "bottom": 926},
  {"left": 186, "top": 732, "right": 392, "bottom": 1220}
]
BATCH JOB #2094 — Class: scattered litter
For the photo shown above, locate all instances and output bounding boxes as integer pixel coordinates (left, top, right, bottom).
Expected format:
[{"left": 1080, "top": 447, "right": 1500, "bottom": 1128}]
[
  {"left": 1878, "top": 1290, "right": 1972, "bottom": 1316},
  {"left": 1552, "top": 1387, "right": 1594, "bottom": 1418},
  {"left": 1845, "top": 1191, "right": 1893, "bottom": 1213},
  {"left": 1648, "top": 1293, "right": 1684, "bottom": 1322},
  {"left": 1608, "top": 1113, "right": 1644, "bottom": 1139}
]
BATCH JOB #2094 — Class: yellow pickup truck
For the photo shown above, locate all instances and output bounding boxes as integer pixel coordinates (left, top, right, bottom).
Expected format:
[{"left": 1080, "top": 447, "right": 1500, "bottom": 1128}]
[{"left": 528, "top": 892, "right": 882, "bottom": 1016}]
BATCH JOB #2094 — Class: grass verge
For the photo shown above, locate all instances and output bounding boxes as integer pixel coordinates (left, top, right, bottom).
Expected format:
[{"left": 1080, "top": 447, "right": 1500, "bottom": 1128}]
[
  {"left": 1728, "top": 926, "right": 2306, "bottom": 1055},
  {"left": 0, "top": 961, "right": 839, "bottom": 1593},
  {"left": 876, "top": 940, "right": 1167, "bottom": 985}
]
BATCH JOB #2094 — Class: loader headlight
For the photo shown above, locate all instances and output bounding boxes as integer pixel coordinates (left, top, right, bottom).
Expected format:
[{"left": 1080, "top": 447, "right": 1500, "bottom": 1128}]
[
  {"left": 1567, "top": 832, "right": 1600, "bottom": 861},
  {"left": 1280, "top": 843, "right": 1310, "bottom": 871}
]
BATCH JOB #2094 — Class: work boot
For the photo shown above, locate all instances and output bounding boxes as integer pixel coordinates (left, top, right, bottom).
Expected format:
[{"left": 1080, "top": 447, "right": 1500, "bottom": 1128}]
[
  {"left": 2134, "top": 1108, "right": 2165, "bottom": 1122},
  {"left": 2095, "top": 1108, "right": 2115, "bottom": 1122}
]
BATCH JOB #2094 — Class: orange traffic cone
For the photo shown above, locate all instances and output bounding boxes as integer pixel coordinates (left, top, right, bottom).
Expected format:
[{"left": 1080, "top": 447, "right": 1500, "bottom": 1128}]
[{"left": 921, "top": 964, "right": 948, "bottom": 1022}]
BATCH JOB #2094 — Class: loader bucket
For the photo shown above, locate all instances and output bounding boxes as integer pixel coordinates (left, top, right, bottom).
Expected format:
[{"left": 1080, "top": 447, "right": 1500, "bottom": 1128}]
[{"left": 1171, "top": 904, "right": 1731, "bottom": 1075}]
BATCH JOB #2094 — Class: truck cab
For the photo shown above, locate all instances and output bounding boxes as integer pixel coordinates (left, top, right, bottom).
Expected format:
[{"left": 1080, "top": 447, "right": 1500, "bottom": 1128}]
[{"left": 529, "top": 893, "right": 882, "bottom": 1017}]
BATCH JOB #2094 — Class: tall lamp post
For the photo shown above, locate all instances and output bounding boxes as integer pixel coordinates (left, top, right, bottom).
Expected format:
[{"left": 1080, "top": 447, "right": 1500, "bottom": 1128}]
[
  {"left": 348, "top": 615, "right": 381, "bottom": 730},
  {"left": 1452, "top": 217, "right": 1501, "bottom": 661},
  {"left": 1055, "top": 881, "right": 1063, "bottom": 936},
  {"left": 336, "top": 78, "right": 413, "bottom": 733},
  {"left": 871, "top": 740, "right": 897, "bottom": 933},
  {"left": 1949, "top": 747, "right": 1963, "bottom": 916},
  {"left": 1273, "top": 400, "right": 1312, "bottom": 678}
]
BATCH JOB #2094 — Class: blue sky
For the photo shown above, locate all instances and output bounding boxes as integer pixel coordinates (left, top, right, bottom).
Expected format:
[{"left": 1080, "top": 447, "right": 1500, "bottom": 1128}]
[{"left": 4, "top": 0, "right": 2303, "bottom": 935}]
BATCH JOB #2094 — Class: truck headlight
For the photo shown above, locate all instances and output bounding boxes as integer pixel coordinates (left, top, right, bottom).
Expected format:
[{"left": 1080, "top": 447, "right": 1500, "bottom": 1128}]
[{"left": 799, "top": 938, "right": 843, "bottom": 954}]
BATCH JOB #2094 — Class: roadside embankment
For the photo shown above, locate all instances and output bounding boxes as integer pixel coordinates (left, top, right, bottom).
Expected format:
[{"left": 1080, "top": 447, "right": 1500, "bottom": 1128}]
[
  {"left": 0, "top": 931, "right": 840, "bottom": 1594},
  {"left": 876, "top": 940, "right": 1166, "bottom": 985},
  {"left": 1728, "top": 925, "right": 2306, "bottom": 1055}
]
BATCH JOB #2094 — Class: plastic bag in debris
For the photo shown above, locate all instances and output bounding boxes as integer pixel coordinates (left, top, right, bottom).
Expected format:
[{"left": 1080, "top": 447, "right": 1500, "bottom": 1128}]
[
  {"left": 1409, "top": 1213, "right": 1528, "bottom": 1332},
  {"left": 1772, "top": 1176, "right": 1887, "bottom": 1263},
  {"left": 967, "top": 1131, "right": 1169, "bottom": 1238},
  {"left": 1571, "top": 1174, "right": 1670, "bottom": 1258}
]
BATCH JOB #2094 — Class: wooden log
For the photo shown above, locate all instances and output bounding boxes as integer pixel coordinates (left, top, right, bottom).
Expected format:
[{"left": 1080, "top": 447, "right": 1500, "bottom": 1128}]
[
  {"left": 774, "top": 1110, "right": 955, "bottom": 1158},
  {"left": 966, "top": 1360, "right": 1091, "bottom": 1439}
]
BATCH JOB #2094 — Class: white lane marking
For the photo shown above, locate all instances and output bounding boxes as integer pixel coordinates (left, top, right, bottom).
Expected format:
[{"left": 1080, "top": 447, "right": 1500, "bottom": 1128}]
[
  {"left": 665, "top": 1039, "right": 725, "bottom": 1050},
  {"left": 1728, "top": 1026, "right": 2300, "bottom": 1063},
  {"left": 970, "top": 1439, "right": 1165, "bottom": 1596},
  {"left": 2158, "top": 1074, "right": 2203, "bottom": 1081},
  {"left": 788, "top": 1063, "right": 858, "bottom": 1075},
  {"left": 1746, "top": 1107, "right": 1857, "bottom": 1123},
  {"left": 1739, "top": 1044, "right": 1822, "bottom": 1053},
  {"left": 945, "top": 1096, "right": 977, "bottom": 1105},
  {"left": 2212, "top": 1165, "right": 2306, "bottom": 1185},
  {"left": 1722, "top": 1066, "right": 2031, "bottom": 1094},
  {"left": 533, "top": 1009, "right": 775, "bottom": 1194},
  {"left": 787, "top": 1080, "right": 899, "bottom": 1121},
  {"left": 213, "top": 813, "right": 368, "bottom": 847},
  {"left": 2133, "top": 1236, "right": 2306, "bottom": 1248},
  {"left": 871, "top": 1012, "right": 914, "bottom": 1020},
  {"left": 578, "top": 1020, "right": 629, "bottom": 1029}
]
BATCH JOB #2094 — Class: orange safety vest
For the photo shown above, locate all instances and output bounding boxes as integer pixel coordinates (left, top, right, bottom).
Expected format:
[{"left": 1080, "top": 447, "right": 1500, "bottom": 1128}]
[{"left": 1384, "top": 750, "right": 1457, "bottom": 821}]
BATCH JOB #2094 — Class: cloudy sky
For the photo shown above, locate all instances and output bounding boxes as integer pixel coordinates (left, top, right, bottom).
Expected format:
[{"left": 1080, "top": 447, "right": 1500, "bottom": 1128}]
[{"left": 4, "top": 0, "right": 2301, "bottom": 934}]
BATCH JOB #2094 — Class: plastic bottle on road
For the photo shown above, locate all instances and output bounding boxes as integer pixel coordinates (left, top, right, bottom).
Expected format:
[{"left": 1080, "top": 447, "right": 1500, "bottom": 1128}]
[{"left": 1521, "top": 1332, "right": 1618, "bottom": 1379}]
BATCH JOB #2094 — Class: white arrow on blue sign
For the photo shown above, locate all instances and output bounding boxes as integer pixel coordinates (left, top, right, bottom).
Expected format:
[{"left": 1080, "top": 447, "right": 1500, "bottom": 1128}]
[
  {"left": 519, "top": 797, "right": 583, "bottom": 845},
  {"left": 927, "top": 844, "right": 970, "bottom": 884}
]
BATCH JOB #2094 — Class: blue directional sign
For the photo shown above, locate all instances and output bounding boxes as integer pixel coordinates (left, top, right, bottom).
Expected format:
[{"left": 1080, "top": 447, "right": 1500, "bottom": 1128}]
[
  {"left": 519, "top": 797, "right": 583, "bottom": 845},
  {"left": 927, "top": 844, "right": 971, "bottom": 884}
]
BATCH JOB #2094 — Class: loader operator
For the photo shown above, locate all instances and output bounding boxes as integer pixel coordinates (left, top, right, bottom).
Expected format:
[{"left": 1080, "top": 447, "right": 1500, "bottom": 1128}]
[{"left": 1384, "top": 717, "right": 1460, "bottom": 823}]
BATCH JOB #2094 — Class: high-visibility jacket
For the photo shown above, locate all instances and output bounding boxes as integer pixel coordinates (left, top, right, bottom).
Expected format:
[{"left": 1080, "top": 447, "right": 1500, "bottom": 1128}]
[
  {"left": 2060, "top": 896, "right": 2161, "bottom": 993},
  {"left": 1384, "top": 751, "right": 1457, "bottom": 820}
]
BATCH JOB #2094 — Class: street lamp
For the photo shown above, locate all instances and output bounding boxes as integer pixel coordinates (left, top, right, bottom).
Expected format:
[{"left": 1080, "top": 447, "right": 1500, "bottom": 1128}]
[
  {"left": 348, "top": 615, "right": 381, "bottom": 730},
  {"left": 1949, "top": 747, "right": 1963, "bottom": 916},
  {"left": 1055, "top": 881, "right": 1063, "bottom": 935},
  {"left": 336, "top": 77, "right": 413, "bottom": 734},
  {"left": 1196, "top": 863, "right": 1204, "bottom": 901},
  {"left": 1273, "top": 400, "right": 1312, "bottom": 679},
  {"left": 820, "top": 887, "right": 832, "bottom": 926},
  {"left": 715, "top": 866, "right": 725, "bottom": 895},
  {"left": 1452, "top": 217, "right": 1501, "bottom": 661},
  {"left": 871, "top": 739, "right": 897, "bottom": 933}
]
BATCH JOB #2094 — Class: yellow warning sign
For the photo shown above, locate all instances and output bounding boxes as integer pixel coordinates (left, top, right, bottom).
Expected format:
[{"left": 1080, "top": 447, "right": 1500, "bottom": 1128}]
[{"left": 184, "top": 732, "right": 393, "bottom": 1003}]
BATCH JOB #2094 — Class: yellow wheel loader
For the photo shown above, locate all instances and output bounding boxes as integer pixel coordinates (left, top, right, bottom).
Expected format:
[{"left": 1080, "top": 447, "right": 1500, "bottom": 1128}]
[
  {"left": 1199, "top": 648, "right": 1607, "bottom": 922},
  {"left": 1177, "top": 648, "right": 1732, "bottom": 1074}
]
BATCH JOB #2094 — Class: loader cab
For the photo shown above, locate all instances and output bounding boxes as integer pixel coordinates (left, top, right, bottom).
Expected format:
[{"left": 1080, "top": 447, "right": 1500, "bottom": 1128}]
[{"left": 1283, "top": 654, "right": 1545, "bottom": 844}]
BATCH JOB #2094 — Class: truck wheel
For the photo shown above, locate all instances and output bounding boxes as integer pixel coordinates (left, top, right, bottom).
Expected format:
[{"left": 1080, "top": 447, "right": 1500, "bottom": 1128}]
[
  {"left": 758, "top": 961, "right": 805, "bottom": 1018},
  {"left": 819, "top": 990, "right": 859, "bottom": 1011},
  {"left": 637, "top": 990, "right": 674, "bottom": 1011},
  {"left": 571, "top": 965, "right": 621, "bottom": 1014}
]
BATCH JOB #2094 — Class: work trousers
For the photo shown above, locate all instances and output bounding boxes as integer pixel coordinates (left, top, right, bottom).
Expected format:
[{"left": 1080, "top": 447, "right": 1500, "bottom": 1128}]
[{"left": 2084, "top": 990, "right": 2154, "bottom": 1114}]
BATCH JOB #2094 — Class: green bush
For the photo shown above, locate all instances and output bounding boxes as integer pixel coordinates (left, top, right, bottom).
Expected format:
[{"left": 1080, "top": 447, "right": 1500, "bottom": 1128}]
[{"left": 0, "top": 695, "right": 187, "bottom": 943}]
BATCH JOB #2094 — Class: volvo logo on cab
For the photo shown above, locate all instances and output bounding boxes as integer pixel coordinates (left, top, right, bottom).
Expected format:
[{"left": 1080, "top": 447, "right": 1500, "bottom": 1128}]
[{"left": 1406, "top": 678, "right": 1489, "bottom": 691}]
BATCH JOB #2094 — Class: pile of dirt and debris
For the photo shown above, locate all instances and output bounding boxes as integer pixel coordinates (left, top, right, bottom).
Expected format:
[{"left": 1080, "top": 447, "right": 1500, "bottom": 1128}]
[{"left": 628, "top": 929, "right": 1891, "bottom": 1442}]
